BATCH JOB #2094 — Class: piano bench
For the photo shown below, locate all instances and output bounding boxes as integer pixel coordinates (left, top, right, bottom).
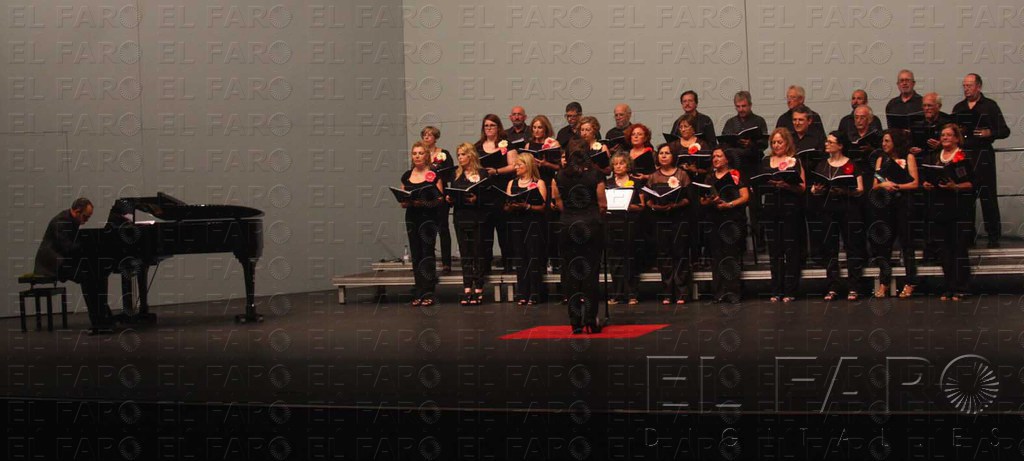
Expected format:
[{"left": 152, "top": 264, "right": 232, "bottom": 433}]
[{"left": 18, "top": 274, "right": 68, "bottom": 332}]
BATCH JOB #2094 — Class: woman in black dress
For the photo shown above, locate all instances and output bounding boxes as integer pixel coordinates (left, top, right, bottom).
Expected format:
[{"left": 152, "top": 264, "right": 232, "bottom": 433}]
[
  {"left": 422, "top": 126, "right": 454, "bottom": 274},
  {"left": 578, "top": 116, "right": 611, "bottom": 175},
  {"left": 505, "top": 153, "right": 548, "bottom": 305},
  {"left": 625, "top": 123, "right": 656, "bottom": 179},
  {"left": 400, "top": 141, "right": 444, "bottom": 306},
  {"left": 758, "top": 128, "right": 806, "bottom": 303},
  {"left": 869, "top": 129, "right": 920, "bottom": 298},
  {"left": 699, "top": 148, "right": 749, "bottom": 304},
  {"left": 644, "top": 143, "right": 692, "bottom": 305},
  {"left": 525, "top": 115, "right": 562, "bottom": 276},
  {"left": 552, "top": 142, "right": 606, "bottom": 334},
  {"left": 448, "top": 143, "right": 491, "bottom": 305},
  {"left": 475, "top": 114, "right": 519, "bottom": 274},
  {"left": 604, "top": 153, "right": 645, "bottom": 306},
  {"left": 809, "top": 131, "right": 866, "bottom": 301},
  {"left": 922, "top": 124, "right": 974, "bottom": 301}
]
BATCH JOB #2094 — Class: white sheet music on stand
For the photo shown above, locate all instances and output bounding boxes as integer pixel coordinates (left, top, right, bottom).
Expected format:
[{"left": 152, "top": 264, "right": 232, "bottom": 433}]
[{"left": 605, "top": 188, "right": 634, "bottom": 211}]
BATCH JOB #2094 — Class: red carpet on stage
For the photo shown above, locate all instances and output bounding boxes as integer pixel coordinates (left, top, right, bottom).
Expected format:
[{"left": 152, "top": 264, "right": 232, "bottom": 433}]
[{"left": 499, "top": 324, "right": 670, "bottom": 340}]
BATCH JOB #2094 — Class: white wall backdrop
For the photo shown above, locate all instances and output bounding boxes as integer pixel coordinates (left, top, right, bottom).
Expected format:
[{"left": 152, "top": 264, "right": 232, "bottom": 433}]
[{"left": 403, "top": 0, "right": 1024, "bottom": 223}]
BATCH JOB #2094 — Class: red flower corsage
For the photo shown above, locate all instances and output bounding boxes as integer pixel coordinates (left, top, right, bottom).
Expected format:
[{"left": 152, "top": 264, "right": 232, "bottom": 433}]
[
  {"left": 688, "top": 143, "right": 701, "bottom": 155},
  {"left": 542, "top": 137, "right": 557, "bottom": 149},
  {"left": 527, "top": 182, "right": 538, "bottom": 190},
  {"left": 842, "top": 163, "right": 855, "bottom": 175},
  {"left": 952, "top": 150, "right": 965, "bottom": 163},
  {"left": 432, "top": 151, "right": 446, "bottom": 164},
  {"left": 778, "top": 157, "right": 795, "bottom": 170},
  {"left": 425, "top": 171, "right": 437, "bottom": 182},
  {"left": 895, "top": 158, "right": 907, "bottom": 169},
  {"left": 729, "top": 170, "right": 741, "bottom": 185}
]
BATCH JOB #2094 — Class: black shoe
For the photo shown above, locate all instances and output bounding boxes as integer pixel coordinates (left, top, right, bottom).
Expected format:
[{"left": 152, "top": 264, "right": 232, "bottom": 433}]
[
  {"left": 441, "top": 265, "right": 453, "bottom": 275},
  {"left": 587, "top": 323, "right": 602, "bottom": 334},
  {"left": 571, "top": 327, "right": 584, "bottom": 335}
]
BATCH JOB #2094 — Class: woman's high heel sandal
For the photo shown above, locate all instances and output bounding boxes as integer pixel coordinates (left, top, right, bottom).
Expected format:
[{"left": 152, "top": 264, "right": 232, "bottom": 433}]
[
  {"left": 874, "top": 284, "right": 888, "bottom": 298},
  {"left": 898, "top": 285, "right": 914, "bottom": 299}
]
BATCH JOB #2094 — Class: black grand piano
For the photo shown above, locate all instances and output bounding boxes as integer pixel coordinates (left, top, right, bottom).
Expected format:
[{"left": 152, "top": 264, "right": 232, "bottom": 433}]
[{"left": 77, "top": 192, "right": 264, "bottom": 323}]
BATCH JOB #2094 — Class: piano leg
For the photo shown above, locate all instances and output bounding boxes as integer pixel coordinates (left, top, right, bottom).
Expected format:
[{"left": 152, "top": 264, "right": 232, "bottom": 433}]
[
  {"left": 236, "top": 257, "right": 263, "bottom": 323},
  {"left": 134, "top": 265, "right": 156, "bottom": 323}
]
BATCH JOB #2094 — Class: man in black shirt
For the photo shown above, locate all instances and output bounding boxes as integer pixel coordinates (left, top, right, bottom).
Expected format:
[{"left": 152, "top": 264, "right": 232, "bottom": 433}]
[
  {"left": 910, "top": 92, "right": 952, "bottom": 155},
  {"left": 885, "top": 69, "right": 924, "bottom": 127},
  {"left": 722, "top": 90, "right": 769, "bottom": 248},
  {"left": 557, "top": 101, "right": 593, "bottom": 147},
  {"left": 34, "top": 197, "right": 115, "bottom": 333},
  {"left": 670, "top": 90, "right": 717, "bottom": 147},
  {"left": 952, "top": 73, "right": 1011, "bottom": 247},
  {"left": 777, "top": 85, "right": 825, "bottom": 140},
  {"left": 505, "top": 105, "right": 529, "bottom": 145},
  {"left": 838, "top": 90, "right": 882, "bottom": 136},
  {"left": 792, "top": 106, "right": 825, "bottom": 156},
  {"left": 605, "top": 103, "right": 633, "bottom": 141}
]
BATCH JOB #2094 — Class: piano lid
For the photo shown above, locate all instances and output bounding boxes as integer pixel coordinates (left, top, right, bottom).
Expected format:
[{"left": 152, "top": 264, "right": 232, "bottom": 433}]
[{"left": 127, "top": 192, "right": 264, "bottom": 221}]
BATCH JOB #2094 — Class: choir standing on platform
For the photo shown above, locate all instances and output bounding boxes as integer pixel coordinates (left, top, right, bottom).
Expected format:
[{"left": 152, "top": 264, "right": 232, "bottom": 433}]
[{"left": 394, "top": 71, "right": 1014, "bottom": 326}]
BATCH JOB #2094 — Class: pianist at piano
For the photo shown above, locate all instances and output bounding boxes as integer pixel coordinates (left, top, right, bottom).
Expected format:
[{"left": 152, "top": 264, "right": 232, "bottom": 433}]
[{"left": 33, "top": 197, "right": 116, "bottom": 332}]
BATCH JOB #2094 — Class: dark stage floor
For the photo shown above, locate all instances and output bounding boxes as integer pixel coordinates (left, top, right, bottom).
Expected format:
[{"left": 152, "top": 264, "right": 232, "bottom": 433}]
[{"left": 5, "top": 280, "right": 1024, "bottom": 460}]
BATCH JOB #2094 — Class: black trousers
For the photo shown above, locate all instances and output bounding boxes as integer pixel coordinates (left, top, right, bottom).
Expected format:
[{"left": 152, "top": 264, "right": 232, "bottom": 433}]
[
  {"left": 606, "top": 213, "right": 640, "bottom": 301},
  {"left": 509, "top": 213, "right": 545, "bottom": 302},
  {"left": 973, "top": 148, "right": 1001, "bottom": 241},
  {"left": 704, "top": 215, "right": 746, "bottom": 301},
  {"left": 651, "top": 210, "right": 690, "bottom": 301},
  {"left": 867, "top": 193, "right": 919, "bottom": 286},
  {"left": 816, "top": 208, "right": 867, "bottom": 294},
  {"left": 405, "top": 210, "right": 438, "bottom": 298},
  {"left": 560, "top": 215, "right": 603, "bottom": 329},
  {"left": 435, "top": 202, "right": 452, "bottom": 267},
  {"left": 60, "top": 258, "right": 113, "bottom": 327},
  {"left": 763, "top": 212, "right": 803, "bottom": 298},
  {"left": 454, "top": 213, "right": 490, "bottom": 290},
  {"left": 928, "top": 218, "right": 972, "bottom": 294}
]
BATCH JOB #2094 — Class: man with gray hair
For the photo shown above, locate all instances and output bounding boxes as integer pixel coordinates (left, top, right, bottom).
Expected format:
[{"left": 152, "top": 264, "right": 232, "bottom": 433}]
[
  {"left": 776, "top": 85, "right": 824, "bottom": 140},
  {"left": 605, "top": 103, "right": 633, "bottom": 141},
  {"left": 885, "top": 69, "right": 923, "bottom": 127}
]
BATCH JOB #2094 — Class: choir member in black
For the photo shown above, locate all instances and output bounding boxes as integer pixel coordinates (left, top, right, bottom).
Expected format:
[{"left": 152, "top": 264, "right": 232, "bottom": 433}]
[
  {"left": 847, "top": 105, "right": 881, "bottom": 155},
  {"left": 645, "top": 143, "right": 692, "bottom": 305},
  {"left": 758, "top": 128, "right": 806, "bottom": 302},
  {"left": 552, "top": 142, "right": 606, "bottom": 334},
  {"left": 400, "top": 142, "right": 445, "bottom": 306},
  {"left": 922, "top": 124, "right": 974, "bottom": 300},
  {"left": 506, "top": 106, "right": 529, "bottom": 145},
  {"left": 34, "top": 198, "right": 117, "bottom": 333},
  {"left": 838, "top": 90, "right": 883, "bottom": 138},
  {"left": 670, "top": 114, "right": 708, "bottom": 180},
  {"left": 578, "top": 116, "right": 611, "bottom": 175},
  {"left": 952, "top": 73, "right": 1011, "bottom": 248},
  {"left": 525, "top": 115, "right": 562, "bottom": 276},
  {"left": 604, "top": 153, "right": 645, "bottom": 305},
  {"left": 777, "top": 85, "right": 825, "bottom": 141},
  {"left": 670, "top": 90, "right": 717, "bottom": 148},
  {"left": 722, "top": 91, "right": 768, "bottom": 248},
  {"left": 475, "top": 114, "right": 520, "bottom": 273},
  {"left": 809, "top": 132, "right": 867, "bottom": 301},
  {"left": 909, "top": 92, "right": 952, "bottom": 156},
  {"left": 448, "top": 143, "right": 492, "bottom": 305},
  {"left": 505, "top": 153, "right": 548, "bottom": 305},
  {"left": 422, "top": 126, "right": 453, "bottom": 274},
  {"left": 606, "top": 103, "right": 633, "bottom": 141},
  {"left": 869, "top": 130, "right": 920, "bottom": 298},
  {"left": 670, "top": 115, "right": 707, "bottom": 268},
  {"left": 885, "top": 70, "right": 924, "bottom": 126},
  {"left": 699, "top": 149, "right": 750, "bottom": 304},
  {"left": 624, "top": 123, "right": 655, "bottom": 179},
  {"left": 623, "top": 123, "right": 656, "bottom": 275},
  {"left": 557, "top": 101, "right": 592, "bottom": 147},
  {"left": 791, "top": 105, "right": 825, "bottom": 158}
]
